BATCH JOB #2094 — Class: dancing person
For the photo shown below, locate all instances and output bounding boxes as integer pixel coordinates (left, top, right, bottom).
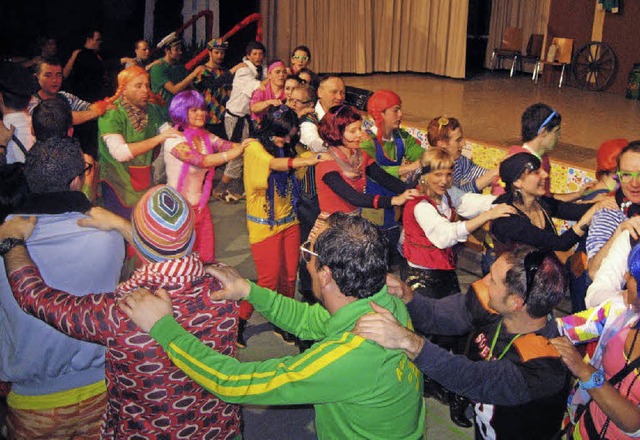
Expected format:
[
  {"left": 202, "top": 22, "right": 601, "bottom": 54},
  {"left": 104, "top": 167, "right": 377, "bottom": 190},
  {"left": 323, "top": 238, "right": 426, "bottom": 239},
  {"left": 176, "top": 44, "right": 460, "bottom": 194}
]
[
  {"left": 98, "top": 65, "right": 178, "bottom": 218},
  {"left": 117, "top": 212, "right": 426, "bottom": 440},
  {"left": 164, "top": 90, "right": 248, "bottom": 262},
  {"left": 0, "top": 186, "right": 241, "bottom": 438},
  {"left": 312, "top": 104, "right": 417, "bottom": 237},
  {"left": 240, "top": 105, "right": 327, "bottom": 346}
]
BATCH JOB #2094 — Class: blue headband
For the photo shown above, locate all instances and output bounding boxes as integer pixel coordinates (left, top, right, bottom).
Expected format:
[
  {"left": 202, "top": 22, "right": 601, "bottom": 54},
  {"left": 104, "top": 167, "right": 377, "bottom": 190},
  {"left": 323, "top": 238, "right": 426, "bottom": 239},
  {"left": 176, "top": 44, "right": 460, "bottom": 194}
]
[{"left": 537, "top": 110, "right": 558, "bottom": 135}]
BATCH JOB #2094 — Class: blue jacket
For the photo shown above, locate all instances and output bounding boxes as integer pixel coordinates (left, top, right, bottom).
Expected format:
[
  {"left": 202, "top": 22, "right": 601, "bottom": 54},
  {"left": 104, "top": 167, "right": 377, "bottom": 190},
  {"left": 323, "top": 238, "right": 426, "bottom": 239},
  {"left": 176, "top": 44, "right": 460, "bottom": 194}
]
[{"left": 0, "top": 192, "right": 125, "bottom": 395}]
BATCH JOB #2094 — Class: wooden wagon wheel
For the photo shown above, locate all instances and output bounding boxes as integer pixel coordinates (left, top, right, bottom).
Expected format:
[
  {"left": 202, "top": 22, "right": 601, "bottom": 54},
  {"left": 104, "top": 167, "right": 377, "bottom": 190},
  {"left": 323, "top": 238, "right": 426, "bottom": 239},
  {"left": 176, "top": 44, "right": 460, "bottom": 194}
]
[{"left": 572, "top": 41, "right": 617, "bottom": 91}]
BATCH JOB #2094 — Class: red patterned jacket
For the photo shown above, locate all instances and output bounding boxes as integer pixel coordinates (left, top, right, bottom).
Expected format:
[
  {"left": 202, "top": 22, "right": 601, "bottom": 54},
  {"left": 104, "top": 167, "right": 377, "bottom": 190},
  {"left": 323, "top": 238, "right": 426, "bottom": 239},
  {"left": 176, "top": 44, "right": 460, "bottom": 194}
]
[{"left": 8, "top": 253, "right": 240, "bottom": 439}]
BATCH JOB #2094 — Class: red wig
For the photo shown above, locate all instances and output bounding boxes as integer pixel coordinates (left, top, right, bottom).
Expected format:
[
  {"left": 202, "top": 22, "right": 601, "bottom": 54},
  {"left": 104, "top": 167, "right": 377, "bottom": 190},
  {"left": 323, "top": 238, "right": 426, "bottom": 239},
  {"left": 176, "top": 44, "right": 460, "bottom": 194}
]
[
  {"left": 318, "top": 105, "right": 362, "bottom": 147},
  {"left": 367, "top": 90, "right": 401, "bottom": 142}
]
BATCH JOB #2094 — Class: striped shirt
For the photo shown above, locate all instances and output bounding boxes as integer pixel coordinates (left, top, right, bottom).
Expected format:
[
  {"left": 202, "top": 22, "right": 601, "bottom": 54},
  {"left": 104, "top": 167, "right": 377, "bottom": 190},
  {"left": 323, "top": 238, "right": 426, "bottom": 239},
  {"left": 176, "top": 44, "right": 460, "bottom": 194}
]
[
  {"left": 453, "top": 155, "right": 488, "bottom": 194},
  {"left": 586, "top": 208, "right": 627, "bottom": 259}
]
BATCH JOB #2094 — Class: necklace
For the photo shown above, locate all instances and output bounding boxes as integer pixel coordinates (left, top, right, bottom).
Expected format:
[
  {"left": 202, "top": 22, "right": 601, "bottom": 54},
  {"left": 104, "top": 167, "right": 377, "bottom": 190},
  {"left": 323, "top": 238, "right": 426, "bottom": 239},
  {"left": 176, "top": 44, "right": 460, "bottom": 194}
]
[{"left": 488, "top": 319, "right": 522, "bottom": 361}]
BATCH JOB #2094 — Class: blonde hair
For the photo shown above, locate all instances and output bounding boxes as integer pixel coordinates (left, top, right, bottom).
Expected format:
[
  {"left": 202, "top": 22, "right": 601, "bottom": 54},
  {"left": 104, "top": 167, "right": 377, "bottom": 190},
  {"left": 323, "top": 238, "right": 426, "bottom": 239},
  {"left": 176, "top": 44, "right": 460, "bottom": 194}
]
[{"left": 419, "top": 148, "right": 454, "bottom": 174}]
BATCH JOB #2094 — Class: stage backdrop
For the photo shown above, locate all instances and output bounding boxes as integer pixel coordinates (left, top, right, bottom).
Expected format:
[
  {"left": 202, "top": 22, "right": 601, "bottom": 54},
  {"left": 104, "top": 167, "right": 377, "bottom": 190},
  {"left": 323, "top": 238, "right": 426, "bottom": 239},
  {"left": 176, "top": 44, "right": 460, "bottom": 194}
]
[{"left": 261, "top": 0, "right": 468, "bottom": 78}]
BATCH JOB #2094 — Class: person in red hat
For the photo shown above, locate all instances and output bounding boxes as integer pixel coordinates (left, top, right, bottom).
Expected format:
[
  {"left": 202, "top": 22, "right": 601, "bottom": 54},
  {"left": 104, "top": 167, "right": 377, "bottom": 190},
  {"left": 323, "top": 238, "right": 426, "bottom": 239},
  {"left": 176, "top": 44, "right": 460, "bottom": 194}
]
[{"left": 360, "top": 90, "right": 424, "bottom": 268}]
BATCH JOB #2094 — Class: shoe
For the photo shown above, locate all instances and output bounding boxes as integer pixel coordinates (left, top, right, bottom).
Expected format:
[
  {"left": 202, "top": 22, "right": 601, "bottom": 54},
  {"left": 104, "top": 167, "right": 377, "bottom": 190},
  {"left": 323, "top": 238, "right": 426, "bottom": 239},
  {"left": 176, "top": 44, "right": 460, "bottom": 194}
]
[
  {"left": 223, "top": 190, "right": 244, "bottom": 204},
  {"left": 275, "top": 328, "right": 296, "bottom": 345},
  {"left": 448, "top": 392, "right": 473, "bottom": 428},
  {"left": 297, "top": 339, "right": 314, "bottom": 352},
  {"left": 236, "top": 319, "right": 247, "bottom": 348},
  {"left": 423, "top": 377, "right": 448, "bottom": 404}
]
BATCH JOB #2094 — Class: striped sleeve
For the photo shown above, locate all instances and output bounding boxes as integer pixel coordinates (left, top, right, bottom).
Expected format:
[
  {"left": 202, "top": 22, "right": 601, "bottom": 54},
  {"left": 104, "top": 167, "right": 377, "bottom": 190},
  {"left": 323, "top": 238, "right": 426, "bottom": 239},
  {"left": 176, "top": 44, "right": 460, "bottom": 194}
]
[
  {"left": 150, "top": 315, "right": 370, "bottom": 405},
  {"left": 585, "top": 209, "right": 626, "bottom": 259},
  {"left": 453, "top": 156, "right": 486, "bottom": 194}
]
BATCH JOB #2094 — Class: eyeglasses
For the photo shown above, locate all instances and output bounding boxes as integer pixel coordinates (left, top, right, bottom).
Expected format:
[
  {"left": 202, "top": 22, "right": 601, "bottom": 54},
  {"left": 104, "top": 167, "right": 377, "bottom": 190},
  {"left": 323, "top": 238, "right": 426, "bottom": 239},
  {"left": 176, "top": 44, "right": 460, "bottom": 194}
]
[
  {"left": 537, "top": 110, "right": 558, "bottom": 135},
  {"left": 300, "top": 240, "right": 319, "bottom": 263},
  {"left": 617, "top": 170, "right": 640, "bottom": 184},
  {"left": 68, "top": 162, "right": 93, "bottom": 185},
  {"left": 523, "top": 250, "right": 549, "bottom": 305},
  {"left": 288, "top": 98, "right": 313, "bottom": 106},
  {"left": 292, "top": 55, "right": 309, "bottom": 61}
]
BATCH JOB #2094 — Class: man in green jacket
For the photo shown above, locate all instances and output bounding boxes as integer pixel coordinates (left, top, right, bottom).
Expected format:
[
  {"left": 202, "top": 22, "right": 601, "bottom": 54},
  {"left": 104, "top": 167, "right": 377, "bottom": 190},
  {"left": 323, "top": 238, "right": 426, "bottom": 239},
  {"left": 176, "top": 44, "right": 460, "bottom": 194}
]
[{"left": 119, "top": 213, "right": 425, "bottom": 439}]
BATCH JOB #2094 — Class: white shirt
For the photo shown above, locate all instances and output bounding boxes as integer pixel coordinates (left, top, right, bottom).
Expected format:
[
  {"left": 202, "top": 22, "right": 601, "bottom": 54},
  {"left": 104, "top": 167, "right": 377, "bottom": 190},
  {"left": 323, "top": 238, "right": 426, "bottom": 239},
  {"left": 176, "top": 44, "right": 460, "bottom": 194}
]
[
  {"left": 585, "top": 229, "right": 630, "bottom": 308},
  {"left": 300, "top": 101, "right": 328, "bottom": 153},
  {"left": 225, "top": 58, "right": 267, "bottom": 116},
  {"left": 3, "top": 112, "right": 35, "bottom": 164}
]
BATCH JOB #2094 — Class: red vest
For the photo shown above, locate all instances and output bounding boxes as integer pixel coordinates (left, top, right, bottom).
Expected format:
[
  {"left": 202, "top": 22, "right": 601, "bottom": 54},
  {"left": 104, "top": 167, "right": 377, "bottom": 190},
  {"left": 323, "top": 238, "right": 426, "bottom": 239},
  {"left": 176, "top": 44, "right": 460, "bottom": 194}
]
[{"left": 402, "top": 193, "right": 457, "bottom": 270}]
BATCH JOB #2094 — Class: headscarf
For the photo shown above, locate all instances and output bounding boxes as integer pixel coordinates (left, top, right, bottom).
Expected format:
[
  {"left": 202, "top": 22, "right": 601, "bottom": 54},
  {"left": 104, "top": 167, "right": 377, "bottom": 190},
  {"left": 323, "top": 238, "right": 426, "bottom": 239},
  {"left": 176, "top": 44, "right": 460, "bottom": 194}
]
[{"left": 366, "top": 90, "right": 401, "bottom": 143}]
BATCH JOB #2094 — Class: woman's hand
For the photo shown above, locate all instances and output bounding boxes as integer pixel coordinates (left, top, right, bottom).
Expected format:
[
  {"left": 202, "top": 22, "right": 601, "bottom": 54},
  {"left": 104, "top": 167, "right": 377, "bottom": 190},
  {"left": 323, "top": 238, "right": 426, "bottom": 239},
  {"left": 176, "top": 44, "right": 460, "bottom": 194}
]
[
  {"left": 307, "top": 153, "right": 331, "bottom": 166},
  {"left": 549, "top": 336, "right": 594, "bottom": 381},
  {"left": 486, "top": 203, "right": 517, "bottom": 220},
  {"left": 391, "top": 189, "right": 419, "bottom": 206}
]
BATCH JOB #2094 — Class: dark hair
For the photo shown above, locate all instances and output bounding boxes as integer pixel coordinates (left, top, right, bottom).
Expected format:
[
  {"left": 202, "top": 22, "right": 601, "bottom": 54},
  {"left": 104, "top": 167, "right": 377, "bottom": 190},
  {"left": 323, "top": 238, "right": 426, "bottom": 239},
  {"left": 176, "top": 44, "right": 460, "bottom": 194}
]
[
  {"left": 32, "top": 98, "right": 73, "bottom": 141},
  {"left": 314, "top": 213, "right": 388, "bottom": 298},
  {"left": 0, "top": 90, "right": 31, "bottom": 110},
  {"left": 285, "top": 74, "right": 301, "bottom": 85},
  {"left": 253, "top": 105, "right": 299, "bottom": 158},
  {"left": 502, "top": 246, "right": 567, "bottom": 318},
  {"left": 0, "top": 163, "right": 29, "bottom": 222},
  {"left": 82, "top": 29, "right": 101, "bottom": 42},
  {"left": 521, "top": 103, "right": 561, "bottom": 142},
  {"left": 297, "top": 68, "right": 318, "bottom": 88},
  {"left": 291, "top": 45, "right": 311, "bottom": 61},
  {"left": 616, "top": 140, "right": 640, "bottom": 170},
  {"left": 36, "top": 56, "right": 63, "bottom": 75},
  {"left": 25, "top": 137, "right": 85, "bottom": 193},
  {"left": 318, "top": 105, "right": 361, "bottom": 147},
  {"left": 426, "top": 116, "right": 461, "bottom": 146},
  {"left": 245, "top": 40, "right": 266, "bottom": 56}
]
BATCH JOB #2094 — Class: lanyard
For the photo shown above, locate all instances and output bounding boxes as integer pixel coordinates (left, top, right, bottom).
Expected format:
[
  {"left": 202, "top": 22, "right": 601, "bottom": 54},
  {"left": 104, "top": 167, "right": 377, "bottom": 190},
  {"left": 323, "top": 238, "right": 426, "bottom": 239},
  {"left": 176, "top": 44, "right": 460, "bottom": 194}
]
[{"left": 488, "top": 319, "right": 522, "bottom": 361}]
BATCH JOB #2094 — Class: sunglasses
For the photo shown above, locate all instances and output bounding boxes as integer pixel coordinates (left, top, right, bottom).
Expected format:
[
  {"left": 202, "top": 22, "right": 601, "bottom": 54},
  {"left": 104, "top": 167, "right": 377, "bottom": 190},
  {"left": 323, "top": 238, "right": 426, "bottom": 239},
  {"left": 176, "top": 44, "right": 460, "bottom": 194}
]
[
  {"left": 617, "top": 170, "right": 640, "bottom": 184},
  {"left": 292, "top": 55, "right": 309, "bottom": 61},
  {"left": 288, "top": 98, "right": 314, "bottom": 106},
  {"left": 300, "top": 240, "right": 319, "bottom": 263},
  {"left": 523, "top": 250, "right": 550, "bottom": 304}
]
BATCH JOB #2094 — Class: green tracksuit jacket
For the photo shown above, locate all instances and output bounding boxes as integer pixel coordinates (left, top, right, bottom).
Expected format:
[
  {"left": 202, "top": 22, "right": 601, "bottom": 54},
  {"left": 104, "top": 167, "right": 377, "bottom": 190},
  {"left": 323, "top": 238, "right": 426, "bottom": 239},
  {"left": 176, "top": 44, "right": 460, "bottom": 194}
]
[{"left": 151, "top": 282, "right": 425, "bottom": 440}]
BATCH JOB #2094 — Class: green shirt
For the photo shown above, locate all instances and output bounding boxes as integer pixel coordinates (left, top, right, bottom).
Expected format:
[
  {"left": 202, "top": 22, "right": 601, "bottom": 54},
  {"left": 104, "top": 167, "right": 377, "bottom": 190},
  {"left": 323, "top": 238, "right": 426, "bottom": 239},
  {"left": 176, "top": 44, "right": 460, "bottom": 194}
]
[
  {"left": 360, "top": 128, "right": 424, "bottom": 178},
  {"left": 149, "top": 60, "right": 189, "bottom": 104},
  {"left": 151, "top": 282, "right": 425, "bottom": 440},
  {"left": 97, "top": 101, "right": 166, "bottom": 208}
]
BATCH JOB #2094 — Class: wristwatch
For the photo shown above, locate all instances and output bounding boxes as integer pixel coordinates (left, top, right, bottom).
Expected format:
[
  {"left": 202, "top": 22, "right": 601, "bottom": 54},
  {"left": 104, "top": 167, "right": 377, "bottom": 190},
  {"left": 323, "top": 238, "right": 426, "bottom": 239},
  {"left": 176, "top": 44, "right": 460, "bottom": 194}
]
[
  {"left": 579, "top": 368, "right": 606, "bottom": 390},
  {"left": 0, "top": 238, "right": 25, "bottom": 257}
]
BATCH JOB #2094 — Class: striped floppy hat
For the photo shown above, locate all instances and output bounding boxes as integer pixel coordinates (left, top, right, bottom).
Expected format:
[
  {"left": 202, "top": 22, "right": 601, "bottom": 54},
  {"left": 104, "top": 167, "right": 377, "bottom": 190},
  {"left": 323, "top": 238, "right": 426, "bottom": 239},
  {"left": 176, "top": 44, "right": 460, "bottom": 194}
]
[{"left": 131, "top": 185, "right": 195, "bottom": 263}]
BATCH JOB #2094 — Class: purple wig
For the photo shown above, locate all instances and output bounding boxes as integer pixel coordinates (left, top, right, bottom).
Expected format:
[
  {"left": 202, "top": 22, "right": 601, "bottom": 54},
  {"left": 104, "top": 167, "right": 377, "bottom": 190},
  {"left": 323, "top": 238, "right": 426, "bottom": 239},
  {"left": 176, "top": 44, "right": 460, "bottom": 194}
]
[{"left": 168, "top": 90, "right": 208, "bottom": 129}]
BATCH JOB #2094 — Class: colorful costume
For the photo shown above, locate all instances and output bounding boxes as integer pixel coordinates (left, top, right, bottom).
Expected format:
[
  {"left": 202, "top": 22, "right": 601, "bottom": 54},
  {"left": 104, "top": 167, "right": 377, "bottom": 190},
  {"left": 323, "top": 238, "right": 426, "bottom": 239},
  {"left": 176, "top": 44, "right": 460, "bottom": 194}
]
[
  {"left": 8, "top": 255, "right": 241, "bottom": 439},
  {"left": 98, "top": 99, "right": 166, "bottom": 217},
  {"left": 149, "top": 60, "right": 189, "bottom": 105},
  {"left": 243, "top": 140, "right": 300, "bottom": 320},
  {"left": 149, "top": 281, "right": 425, "bottom": 440},
  {"left": 164, "top": 129, "right": 234, "bottom": 262}
]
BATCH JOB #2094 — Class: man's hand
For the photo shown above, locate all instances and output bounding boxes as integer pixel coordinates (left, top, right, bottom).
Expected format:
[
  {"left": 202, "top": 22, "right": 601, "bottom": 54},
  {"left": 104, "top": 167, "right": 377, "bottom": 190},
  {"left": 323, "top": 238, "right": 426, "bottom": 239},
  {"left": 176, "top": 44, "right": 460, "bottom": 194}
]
[
  {"left": 205, "top": 263, "right": 251, "bottom": 301},
  {"left": 353, "top": 302, "right": 424, "bottom": 359},
  {"left": 0, "top": 216, "right": 36, "bottom": 241},
  {"left": 386, "top": 273, "right": 414, "bottom": 303},
  {"left": 0, "top": 123, "right": 15, "bottom": 146},
  {"left": 78, "top": 207, "right": 127, "bottom": 232},
  {"left": 549, "top": 336, "right": 594, "bottom": 382},
  {"left": 619, "top": 216, "right": 640, "bottom": 241},
  {"left": 118, "top": 288, "right": 173, "bottom": 332}
]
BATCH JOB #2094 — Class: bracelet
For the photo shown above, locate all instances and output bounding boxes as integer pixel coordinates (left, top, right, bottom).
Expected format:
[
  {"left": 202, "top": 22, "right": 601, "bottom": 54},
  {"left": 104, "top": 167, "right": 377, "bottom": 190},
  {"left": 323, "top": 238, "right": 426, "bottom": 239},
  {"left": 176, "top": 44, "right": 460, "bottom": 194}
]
[
  {"left": 0, "top": 238, "right": 25, "bottom": 257},
  {"left": 287, "top": 158, "right": 294, "bottom": 169},
  {"left": 373, "top": 195, "right": 381, "bottom": 209}
]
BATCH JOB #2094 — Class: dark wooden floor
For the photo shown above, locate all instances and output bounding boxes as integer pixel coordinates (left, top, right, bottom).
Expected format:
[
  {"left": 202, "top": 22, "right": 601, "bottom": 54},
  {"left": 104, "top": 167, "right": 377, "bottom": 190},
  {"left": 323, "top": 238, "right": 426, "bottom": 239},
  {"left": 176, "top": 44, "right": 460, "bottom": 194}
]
[{"left": 344, "top": 70, "right": 640, "bottom": 170}]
